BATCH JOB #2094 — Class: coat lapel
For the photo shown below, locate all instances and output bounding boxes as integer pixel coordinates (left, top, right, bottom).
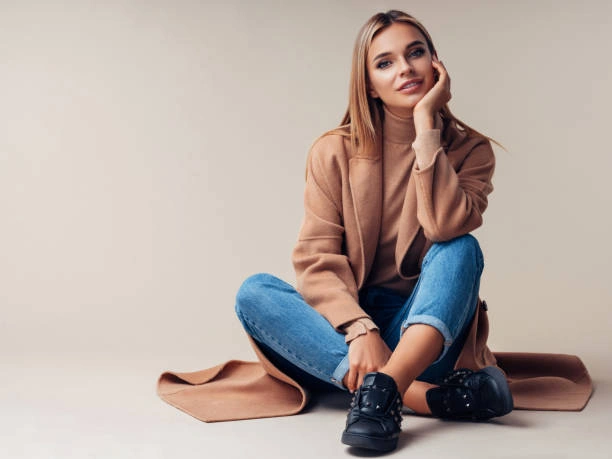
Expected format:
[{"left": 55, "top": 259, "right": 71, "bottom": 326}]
[{"left": 348, "top": 156, "right": 382, "bottom": 288}]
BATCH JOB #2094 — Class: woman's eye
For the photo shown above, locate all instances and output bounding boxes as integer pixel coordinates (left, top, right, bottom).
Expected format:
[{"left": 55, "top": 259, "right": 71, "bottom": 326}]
[
  {"left": 376, "top": 60, "right": 391, "bottom": 69},
  {"left": 408, "top": 48, "right": 425, "bottom": 59}
]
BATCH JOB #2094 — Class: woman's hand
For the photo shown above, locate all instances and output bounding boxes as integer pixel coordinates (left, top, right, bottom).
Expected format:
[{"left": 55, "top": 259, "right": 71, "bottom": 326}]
[
  {"left": 413, "top": 57, "right": 452, "bottom": 133},
  {"left": 344, "top": 330, "right": 392, "bottom": 393}
]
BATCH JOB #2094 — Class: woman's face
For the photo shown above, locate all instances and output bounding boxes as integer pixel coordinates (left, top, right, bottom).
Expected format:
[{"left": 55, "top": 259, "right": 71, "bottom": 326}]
[{"left": 367, "top": 23, "right": 436, "bottom": 118}]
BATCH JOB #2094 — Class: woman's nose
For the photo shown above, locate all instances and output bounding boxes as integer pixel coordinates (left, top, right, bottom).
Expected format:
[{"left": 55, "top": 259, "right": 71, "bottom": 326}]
[{"left": 399, "top": 57, "right": 413, "bottom": 76}]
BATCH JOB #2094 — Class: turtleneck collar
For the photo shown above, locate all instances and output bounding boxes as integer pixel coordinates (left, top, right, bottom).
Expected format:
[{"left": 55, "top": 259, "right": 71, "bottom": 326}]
[
  {"left": 381, "top": 105, "right": 445, "bottom": 146},
  {"left": 382, "top": 105, "right": 416, "bottom": 144}
]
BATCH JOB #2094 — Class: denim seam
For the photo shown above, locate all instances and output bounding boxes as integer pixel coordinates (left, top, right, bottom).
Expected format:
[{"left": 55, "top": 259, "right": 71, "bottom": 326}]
[{"left": 238, "top": 311, "right": 342, "bottom": 386}]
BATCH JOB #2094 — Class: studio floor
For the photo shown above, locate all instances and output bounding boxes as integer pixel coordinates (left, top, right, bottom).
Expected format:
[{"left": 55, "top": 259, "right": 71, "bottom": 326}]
[{"left": 3, "top": 355, "right": 611, "bottom": 459}]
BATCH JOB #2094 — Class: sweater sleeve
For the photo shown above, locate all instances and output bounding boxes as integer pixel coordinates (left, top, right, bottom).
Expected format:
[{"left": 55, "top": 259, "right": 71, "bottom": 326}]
[
  {"left": 412, "top": 135, "right": 495, "bottom": 242},
  {"left": 291, "top": 137, "right": 369, "bottom": 330}
]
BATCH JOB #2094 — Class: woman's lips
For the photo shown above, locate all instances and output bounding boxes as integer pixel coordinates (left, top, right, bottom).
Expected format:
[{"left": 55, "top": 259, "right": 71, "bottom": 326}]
[{"left": 398, "top": 79, "right": 423, "bottom": 94}]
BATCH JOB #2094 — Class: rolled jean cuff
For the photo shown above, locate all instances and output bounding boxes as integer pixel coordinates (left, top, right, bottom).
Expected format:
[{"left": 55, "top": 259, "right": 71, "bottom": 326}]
[
  {"left": 402, "top": 314, "right": 453, "bottom": 364},
  {"left": 331, "top": 354, "right": 350, "bottom": 390}
]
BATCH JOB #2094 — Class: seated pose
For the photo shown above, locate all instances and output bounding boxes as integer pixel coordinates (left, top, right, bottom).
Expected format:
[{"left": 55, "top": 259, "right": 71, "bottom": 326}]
[{"left": 235, "top": 10, "right": 512, "bottom": 453}]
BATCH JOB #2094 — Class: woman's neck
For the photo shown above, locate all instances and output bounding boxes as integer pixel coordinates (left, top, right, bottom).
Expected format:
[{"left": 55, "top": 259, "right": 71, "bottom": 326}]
[{"left": 382, "top": 105, "right": 416, "bottom": 144}]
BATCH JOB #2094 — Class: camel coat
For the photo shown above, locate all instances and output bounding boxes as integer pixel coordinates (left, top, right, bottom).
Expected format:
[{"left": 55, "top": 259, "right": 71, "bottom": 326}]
[
  {"left": 291, "top": 114, "right": 494, "bottom": 329},
  {"left": 158, "top": 117, "right": 593, "bottom": 422}
]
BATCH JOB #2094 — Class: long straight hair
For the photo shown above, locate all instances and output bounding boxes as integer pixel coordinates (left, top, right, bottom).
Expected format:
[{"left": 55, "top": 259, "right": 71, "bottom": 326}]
[{"left": 327, "top": 10, "right": 498, "bottom": 157}]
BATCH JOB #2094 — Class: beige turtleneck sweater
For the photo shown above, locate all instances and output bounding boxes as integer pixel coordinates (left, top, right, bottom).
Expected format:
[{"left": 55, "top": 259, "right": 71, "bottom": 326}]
[
  {"left": 362, "top": 107, "right": 442, "bottom": 297},
  {"left": 293, "top": 103, "right": 494, "bottom": 331}
]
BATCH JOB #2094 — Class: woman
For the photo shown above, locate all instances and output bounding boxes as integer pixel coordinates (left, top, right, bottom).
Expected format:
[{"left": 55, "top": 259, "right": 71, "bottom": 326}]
[{"left": 234, "top": 10, "right": 511, "bottom": 453}]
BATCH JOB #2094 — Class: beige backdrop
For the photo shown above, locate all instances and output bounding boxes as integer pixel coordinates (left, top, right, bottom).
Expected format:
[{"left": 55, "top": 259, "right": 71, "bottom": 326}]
[{"left": 1, "top": 0, "right": 611, "bottom": 381}]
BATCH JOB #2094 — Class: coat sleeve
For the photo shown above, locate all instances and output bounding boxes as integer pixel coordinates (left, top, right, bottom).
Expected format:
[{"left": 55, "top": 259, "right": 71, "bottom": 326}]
[
  {"left": 291, "top": 137, "right": 369, "bottom": 330},
  {"left": 412, "top": 133, "right": 495, "bottom": 242}
]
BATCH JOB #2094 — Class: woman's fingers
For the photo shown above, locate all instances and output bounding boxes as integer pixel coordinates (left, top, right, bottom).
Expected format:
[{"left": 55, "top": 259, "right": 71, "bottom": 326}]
[
  {"left": 432, "top": 59, "right": 451, "bottom": 90},
  {"left": 356, "top": 369, "right": 366, "bottom": 390},
  {"left": 414, "top": 58, "right": 452, "bottom": 121},
  {"left": 345, "top": 331, "right": 392, "bottom": 392},
  {"left": 345, "top": 366, "right": 358, "bottom": 393},
  {"left": 347, "top": 363, "right": 374, "bottom": 392}
]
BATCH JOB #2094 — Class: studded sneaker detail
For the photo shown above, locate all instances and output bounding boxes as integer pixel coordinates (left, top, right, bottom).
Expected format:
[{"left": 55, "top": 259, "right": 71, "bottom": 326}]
[
  {"left": 426, "top": 366, "right": 514, "bottom": 420},
  {"left": 341, "top": 372, "right": 403, "bottom": 452}
]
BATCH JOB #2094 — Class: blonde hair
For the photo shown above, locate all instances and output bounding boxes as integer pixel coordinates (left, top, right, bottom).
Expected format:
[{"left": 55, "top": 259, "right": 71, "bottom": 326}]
[{"left": 326, "top": 10, "right": 499, "bottom": 157}]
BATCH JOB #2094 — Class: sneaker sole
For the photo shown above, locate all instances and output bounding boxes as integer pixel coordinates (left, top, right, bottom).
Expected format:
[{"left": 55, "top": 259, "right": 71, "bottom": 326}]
[{"left": 341, "top": 431, "right": 399, "bottom": 452}]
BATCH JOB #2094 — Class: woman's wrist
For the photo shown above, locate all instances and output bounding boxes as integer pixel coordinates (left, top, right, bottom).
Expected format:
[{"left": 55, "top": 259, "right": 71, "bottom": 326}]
[
  {"left": 413, "top": 128, "right": 441, "bottom": 169},
  {"left": 413, "top": 111, "right": 435, "bottom": 135}
]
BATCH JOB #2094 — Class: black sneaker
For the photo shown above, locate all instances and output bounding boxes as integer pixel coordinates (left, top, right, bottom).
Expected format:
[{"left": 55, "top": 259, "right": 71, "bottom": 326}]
[
  {"left": 426, "top": 366, "right": 513, "bottom": 420},
  {"left": 341, "top": 372, "right": 403, "bottom": 452}
]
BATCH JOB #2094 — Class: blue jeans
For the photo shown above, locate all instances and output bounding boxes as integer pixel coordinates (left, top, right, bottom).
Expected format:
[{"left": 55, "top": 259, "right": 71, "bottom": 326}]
[{"left": 235, "top": 234, "right": 484, "bottom": 391}]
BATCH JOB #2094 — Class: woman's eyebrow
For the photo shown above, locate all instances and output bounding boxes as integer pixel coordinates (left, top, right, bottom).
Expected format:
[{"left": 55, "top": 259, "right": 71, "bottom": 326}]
[{"left": 372, "top": 40, "right": 426, "bottom": 63}]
